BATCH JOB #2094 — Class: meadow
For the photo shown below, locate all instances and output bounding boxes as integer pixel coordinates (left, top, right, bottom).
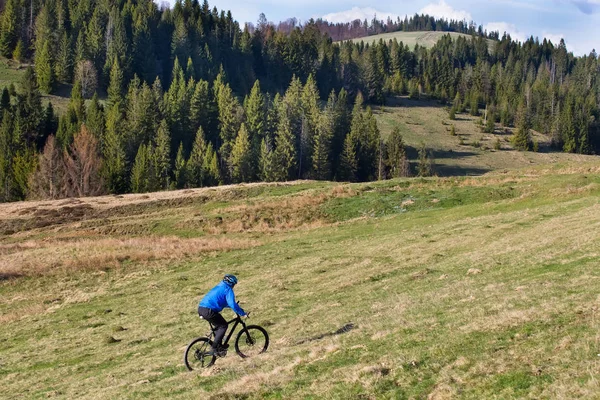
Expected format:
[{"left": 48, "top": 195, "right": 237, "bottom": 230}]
[
  {"left": 1, "top": 161, "right": 600, "bottom": 399},
  {"left": 339, "top": 31, "right": 495, "bottom": 50}
]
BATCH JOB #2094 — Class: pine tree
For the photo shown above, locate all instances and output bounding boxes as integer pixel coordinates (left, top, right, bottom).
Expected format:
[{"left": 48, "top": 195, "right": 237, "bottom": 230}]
[
  {"left": 86, "top": 94, "right": 105, "bottom": 141},
  {"left": 339, "top": 132, "right": 358, "bottom": 182},
  {"left": 131, "top": 143, "right": 150, "bottom": 193},
  {"left": 154, "top": 119, "right": 171, "bottom": 190},
  {"left": 202, "top": 142, "right": 220, "bottom": 186},
  {"left": 512, "top": 100, "right": 531, "bottom": 151},
  {"left": 300, "top": 74, "right": 321, "bottom": 177},
  {"left": 485, "top": 107, "right": 496, "bottom": 133},
  {"left": 0, "top": 111, "right": 15, "bottom": 201},
  {"left": 230, "top": 123, "right": 253, "bottom": 183},
  {"left": 0, "top": 88, "right": 10, "bottom": 112},
  {"left": 387, "top": 127, "right": 409, "bottom": 178},
  {"left": 259, "top": 137, "right": 276, "bottom": 182},
  {"left": 108, "top": 59, "right": 124, "bottom": 107},
  {"left": 18, "top": 67, "right": 44, "bottom": 147},
  {"left": 189, "top": 79, "right": 212, "bottom": 139},
  {"left": 187, "top": 127, "right": 208, "bottom": 187},
  {"left": 102, "top": 103, "right": 127, "bottom": 194},
  {"left": 312, "top": 103, "right": 334, "bottom": 180},
  {"left": 55, "top": 31, "right": 73, "bottom": 83},
  {"left": 244, "top": 80, "right": 266, "bottom": 149},
  {"left": 417, "top": 142, "right": 434, "bottom": 177},
  {"left": 274, "top": 112, "right": 297, "bottom": 181},
  {"left": 12, "top": 39, "right": 24, "bottom": 62},
  {"left": 470, "top": 90, "right": 479, "bottom": 116},
  {"left": 11, "top": 148, "right": 37, "bottom": 200},
  {"left": 36, "top": 40, "right": 54, "bottom": 94},
  {"left": 0, "top": 0, "right": 19, "bottom": 58},
  {"left": 174, "top": 142, "right": 187, "bottom": 189},
  {"left": 215, "top": 76, "right": 241, "bottom": 164}
]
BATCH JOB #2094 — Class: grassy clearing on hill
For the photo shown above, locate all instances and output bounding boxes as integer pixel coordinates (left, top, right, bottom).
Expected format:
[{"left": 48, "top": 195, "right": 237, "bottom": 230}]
[
  {"left": 1, "top": 163, "right": 600, "bottom": 399},
  {"left": 375, "top": 97, "right": 597, "bottom": 176},
  {"left": 1, "top": 57, "right": 77, "bottom": 114},
  {"left": 340, "top": 31, "right": 495, "bottom": 50}
]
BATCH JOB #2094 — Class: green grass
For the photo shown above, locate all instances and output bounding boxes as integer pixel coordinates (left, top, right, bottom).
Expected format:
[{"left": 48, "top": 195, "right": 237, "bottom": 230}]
[
  {"left": 1, "top": 165, "right": 600, "bottom": 398},
  {"left": 0, "top": 57, "right": 25, "bottom": 89},
  {"left": 375, "top": 97, "right": 598, "bottom": 176},
  {"left": 339, "top": 31, "right": 496, "bottom": 50}
]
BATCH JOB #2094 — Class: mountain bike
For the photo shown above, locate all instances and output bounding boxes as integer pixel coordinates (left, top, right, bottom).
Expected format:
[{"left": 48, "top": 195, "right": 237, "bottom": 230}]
[{"left": 184, "top": 311, "right": 269, "bottom": 370}]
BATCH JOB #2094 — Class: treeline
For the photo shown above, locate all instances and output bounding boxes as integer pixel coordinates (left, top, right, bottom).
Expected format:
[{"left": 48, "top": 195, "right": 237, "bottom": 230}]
[
  {"left": 312, "top": 13, "right": 493, "bottom": 42},
  {"left": 0, "top": 63, "right": 414, "bottom": 201},
  {"left": 0, "top": 0, "right": 598, "bottom": 202}
]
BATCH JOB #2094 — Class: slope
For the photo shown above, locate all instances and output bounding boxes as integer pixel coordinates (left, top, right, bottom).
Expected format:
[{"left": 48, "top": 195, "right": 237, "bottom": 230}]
[
  {"left": 339, "top": 31, "right": 495, "bottom": 50},
  {"left": 1, "top": 163, "right": 600, "bottom": 398}
]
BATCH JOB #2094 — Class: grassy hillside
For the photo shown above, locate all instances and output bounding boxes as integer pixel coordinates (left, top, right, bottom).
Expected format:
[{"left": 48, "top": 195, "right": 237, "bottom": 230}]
[
  {"left": 1, "top": 57, "right": 73, "bottom": 114},
  {"left": 375, "top": 97, "right": 597, "bottom": 176},
  {"left": 2, "top": 163, "right": 600, "bottom": 399},
  {"left": 339, "top": 31, "right": 495, "bottom": 50}
]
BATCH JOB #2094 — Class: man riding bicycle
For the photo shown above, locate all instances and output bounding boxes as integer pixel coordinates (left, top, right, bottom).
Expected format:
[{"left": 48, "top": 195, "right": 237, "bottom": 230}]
[{"left": 198, "top": 274, "right": 247, "bottom": 356}]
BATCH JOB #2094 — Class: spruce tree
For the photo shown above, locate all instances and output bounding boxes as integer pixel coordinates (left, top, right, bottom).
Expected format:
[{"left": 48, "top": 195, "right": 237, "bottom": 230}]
[
  {"left": 55, "top": 31, "right": 73, "bottom": 83},
  {"left": 203, "top": 142, "right": 220, "bottom": 187},
  {"left": 86, "top": 94, "right": 105, "bottom": 141},
  {"left": 0, "top": 0, "right": 18, "bottom": 58},
  {"left": 0, "top": 88, "right": 10, "bottom": 112},
  {"left": 417, "top": 142, "right": 434, "bottom": 177},
  {"left": 274, "top": 113, "right": 297, "bottom": 181},
  {"left": 339, "top": 132, "right": 358, "bottom": 182},
  {"left": 36, "top": 40, "right": 55, "bottom": 94},
  {"left": 244, "top": 80, "right": 266, "bottom": 149},
  {"left": 259, "top": 137, "right": 276, "bottom": 182},
  {"left": 12, "top": 39, "right": 24, "bottom": 62},
  {"left": 174, "top": 142, "right": 187, "bottom": 189},
  {"left": 187, "top": 127, "right": 208, "bottom": 187},
  {"left": 230, "top": 123, "right": 253, "bottom": 183},
  {"left": 154, "top": 120, "right": 171, "bottom": 190},
  {"left": 102, "top": 104, "right": 127, "bottom": 194},
  {"left": 108, "top": 59, "right": 124, "bottom": 107},
  {"left": 512, "top": 100, "right": 531, "bottom": 151},
  {"left": 387, "top": 127, "right": 409, "bottom": 178},
  {"left": 215, "top": 77, "right": 241, "bottom": 164},
  {"left": 131, "top": 143, "right": 150, "bottom": 193},
  {"left": 312, "top": 103, "right": 334, "bottom": 180}
]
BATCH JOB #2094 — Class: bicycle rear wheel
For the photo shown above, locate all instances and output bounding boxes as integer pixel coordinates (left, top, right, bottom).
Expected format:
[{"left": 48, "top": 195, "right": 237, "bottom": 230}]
[
  {"left": 184, "top": 337, "right": 216, "bottom": 370},
  {"left": 235, "top": 325, "right": 269, "bottom": 358}
]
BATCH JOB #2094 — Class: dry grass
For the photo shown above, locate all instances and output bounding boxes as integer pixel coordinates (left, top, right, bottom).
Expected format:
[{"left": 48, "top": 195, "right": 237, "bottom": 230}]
[{"left": 0, "top": 236, "right": 258, "bottom": 278}]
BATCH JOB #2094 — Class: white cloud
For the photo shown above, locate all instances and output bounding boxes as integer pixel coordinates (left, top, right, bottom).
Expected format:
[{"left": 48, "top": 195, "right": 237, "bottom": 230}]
[
  {"left": 484, "top": 22, "right": 527, "bottom": 43},
  {"left": 418, "top": 0, "right": 471, "bottom": 21},
  {"left": 542, "top": 31, "right": 565, "bottom": 46},
  {"left": 321, "top": 7, "right": 397, "bottom": 23}
]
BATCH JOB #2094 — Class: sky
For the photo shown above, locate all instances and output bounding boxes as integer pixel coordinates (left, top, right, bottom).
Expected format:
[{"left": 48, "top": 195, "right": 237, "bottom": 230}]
[{"left": 159, "top": 0, "right": 600, "bottom": 55}]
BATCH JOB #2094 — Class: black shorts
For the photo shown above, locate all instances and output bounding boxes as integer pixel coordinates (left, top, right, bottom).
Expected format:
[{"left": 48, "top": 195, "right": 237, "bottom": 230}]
[{"left": 198, "top": 306, "right": 227, "bottom": 327}]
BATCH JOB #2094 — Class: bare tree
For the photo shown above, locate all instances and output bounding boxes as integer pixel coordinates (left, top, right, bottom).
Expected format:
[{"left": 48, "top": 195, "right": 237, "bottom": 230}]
[
  {"left": 75, "top": 60, "right": 98, "bottom": 99},
  {"left": 29, "top": 136, "right": 67, "bottom": 199},
  {"left": 63, "top": 125, "right": 105, "bottom": 197}
]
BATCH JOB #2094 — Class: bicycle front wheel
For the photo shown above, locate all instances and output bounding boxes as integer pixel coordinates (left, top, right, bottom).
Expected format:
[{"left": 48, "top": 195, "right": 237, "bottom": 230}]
[
  {"left": 235, "top": 325, "right": 269, "bottom": 358},
  {"left": 184, "top": 337, "right": 216, "bottom": 370}
]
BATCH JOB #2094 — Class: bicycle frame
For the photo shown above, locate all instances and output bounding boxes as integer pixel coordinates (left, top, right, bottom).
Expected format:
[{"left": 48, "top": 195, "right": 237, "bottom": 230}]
[{"left": 206, "top": 315, "right": 247, "bottom": 346}]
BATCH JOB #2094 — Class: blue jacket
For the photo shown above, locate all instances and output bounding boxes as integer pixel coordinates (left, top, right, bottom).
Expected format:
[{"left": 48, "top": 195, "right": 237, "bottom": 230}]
[{"left": 199, "top": 282, "right": 246, "bottom": 316}]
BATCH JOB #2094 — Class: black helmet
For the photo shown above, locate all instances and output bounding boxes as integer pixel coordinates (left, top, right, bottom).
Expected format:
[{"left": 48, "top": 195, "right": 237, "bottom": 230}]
[{"left": 223, "top": 274, "right": 238, "bottom": 287}]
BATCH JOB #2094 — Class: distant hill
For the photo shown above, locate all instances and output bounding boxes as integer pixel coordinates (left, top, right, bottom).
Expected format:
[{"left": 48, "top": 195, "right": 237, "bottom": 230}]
[{"left": 340, "top": 31, "right": 496, "bottom": 50}]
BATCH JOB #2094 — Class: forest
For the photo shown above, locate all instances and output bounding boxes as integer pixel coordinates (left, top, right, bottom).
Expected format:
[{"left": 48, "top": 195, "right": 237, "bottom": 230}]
[{"left": 0, "top": 0, "right": 598, "bottom": 201}]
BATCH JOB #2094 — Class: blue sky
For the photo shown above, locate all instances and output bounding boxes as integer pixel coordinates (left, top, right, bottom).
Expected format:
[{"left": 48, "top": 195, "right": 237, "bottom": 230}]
[{"left": 159, "top": 0, "right": 599, "bottom": 55}]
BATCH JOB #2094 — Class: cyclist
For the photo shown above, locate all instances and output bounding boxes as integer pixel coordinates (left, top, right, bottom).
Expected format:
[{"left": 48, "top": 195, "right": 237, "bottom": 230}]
[{"left": 198, "top": 274, "right": 247, "bottom": 356}]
